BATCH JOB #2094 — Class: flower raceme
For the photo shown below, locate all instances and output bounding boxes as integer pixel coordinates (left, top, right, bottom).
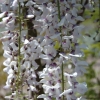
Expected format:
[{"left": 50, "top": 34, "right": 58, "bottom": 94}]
[{"left": 0, "top": 0, "right": 98, "bottom": 100}]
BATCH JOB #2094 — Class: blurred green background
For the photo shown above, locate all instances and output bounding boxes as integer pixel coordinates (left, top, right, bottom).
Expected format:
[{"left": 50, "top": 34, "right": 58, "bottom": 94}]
[{"left": 82, "top": 7, "right": 100, "bottom": 99}]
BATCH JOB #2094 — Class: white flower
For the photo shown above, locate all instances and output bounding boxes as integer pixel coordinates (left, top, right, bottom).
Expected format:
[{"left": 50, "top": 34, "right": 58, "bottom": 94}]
[
  {"left": 3, "top": 58, "right": 11, "bottom": 67},
  {"left": 69, "top": 53, "right": 82, "bottom": 57},
  {"left": 4, "top": 73, "right": 15, "bottom": 89},
  {"left": 26, "top": 15, "right": 34, "bottom": 19},
  {"left": 9, "top": 42, "right": 18, "bottom": 51},
  {"left": 4, "top": 95, "right": 12, "bottom": 99},
  {"left": 11, "top": 0, "right": 18, "bottom": 10},
  {"left": 63, "top": 35, "right": 74, "bottom": 39},
  {"left": 74, "top": 25, "right": 85, "bottom": 33},
  {"left": 1, "top": 3, "right": 10, "bottom": 12},
  {"left": 43, "top": 83, "right": 61, "bottom": 97},
  {"left": 3, "top": 50, "right": 12, "bottom": 58},
  {"left": 77, "top": 97, "right": 86, "bottom": 100},
  {"left": 60, "top": 89, "right": 76, "bottom": 100},
  {"left": 21, "top": 60, "right": 31, "bottom": 70},
  {"left": 75, "top": 66, "right": 86, "bottom": 76},
  {"left": 40, "top": 37, "right": 53, "bottom": 46},
  {"left": 34, "top": 0, "right": 49, "bottom": 4},
  {"left": 58, "top": 17, "right": 66, "bottom": 26},
  {"left": 40, "top": 45, "right": 57, "bottom": 60},
  {"left": 37, "top": 94, "right": 52, "bottom": 100},
  {"left": 75, "top": 16, "right": 84, "bottom": 21},
  {"left": 59, "top": 53, "right": 69, "bottom": 60},
  {"left": 6, "top": 19, "right": 15, "bottom": 31},
  {"left": 25, "top": 0, "right": 35, "bottom": 6},
  {"left": 3, "top": 66, "right": 10, "bottom": 73},
  {"left": 64, "top": 72, "right": 78, "bottom": 86},
  {"left": 75, "top": 83, "right": 87, "bottom": 94},
  {"left": 71, "top": 7, "right": 78, "bottom": 17},
  {"left": 0, "top": 12, "right": 7, "bottom": 18},
  {"left": 9, "top": 61, "right": 18, "bottom": 71},
  {"left": 29, "top": 85, "right": 37, "bottom": 92}
]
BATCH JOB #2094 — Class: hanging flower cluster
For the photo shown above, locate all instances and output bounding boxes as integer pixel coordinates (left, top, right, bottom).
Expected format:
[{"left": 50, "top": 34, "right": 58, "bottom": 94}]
[{"left": 0, "top": 0, "right": 98, "bottom": 100}]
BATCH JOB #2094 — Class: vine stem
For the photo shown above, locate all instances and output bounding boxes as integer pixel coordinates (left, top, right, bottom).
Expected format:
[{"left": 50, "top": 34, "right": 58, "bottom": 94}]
[
  {"left": 57, "top": 0, "right": 64, "bottom": 100},
  {"left": 17, "top": 1, "right": 23, "bottom": 99},
  {"left": 61, "top": 62, "right": 64, "bottom": 100},
  {"left": 18, "top": 1, "right": 21, "bottom": 65},
  {"left": 99, "top": 0, "right": 100, "bottom": 30},
  {"left": 57, "top": 0, "right": 61, "bottom": 32}
]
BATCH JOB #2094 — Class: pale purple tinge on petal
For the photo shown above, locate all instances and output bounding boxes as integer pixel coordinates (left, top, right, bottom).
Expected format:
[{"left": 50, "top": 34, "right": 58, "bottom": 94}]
[{"left": 0, "top": 0, "right": 4, "bottom": 3}]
